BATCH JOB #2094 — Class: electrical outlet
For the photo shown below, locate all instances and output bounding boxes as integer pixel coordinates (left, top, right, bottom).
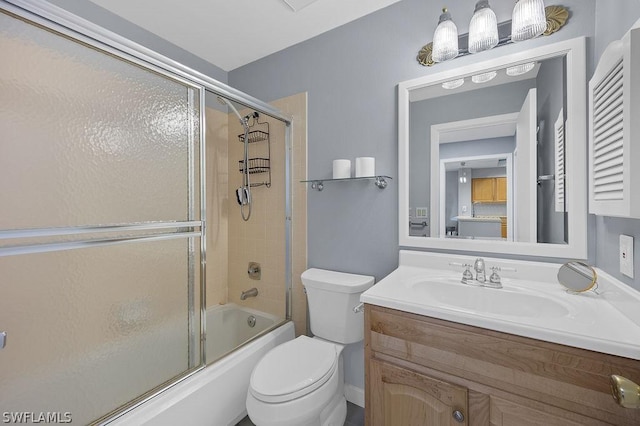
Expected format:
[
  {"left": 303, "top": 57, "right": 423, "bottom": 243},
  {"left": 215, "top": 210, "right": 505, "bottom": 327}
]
[
  {"left": 620, "top": 235, "right": 634, "bottom": 278},
  {"left": 416, "top": 207, "right": 428, "bottom": 218}
]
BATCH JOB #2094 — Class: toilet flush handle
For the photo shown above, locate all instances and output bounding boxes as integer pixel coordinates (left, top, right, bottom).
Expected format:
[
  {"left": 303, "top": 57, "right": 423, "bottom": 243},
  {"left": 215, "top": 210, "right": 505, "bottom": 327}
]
[{"left": 353, "top": 303, "right": 364, "bottom": 313}]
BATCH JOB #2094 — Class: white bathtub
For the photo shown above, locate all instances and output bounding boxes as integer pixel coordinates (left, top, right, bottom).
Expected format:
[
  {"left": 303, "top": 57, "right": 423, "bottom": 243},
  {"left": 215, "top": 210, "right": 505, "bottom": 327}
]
[
  {"left": 110, "top": 304, "right": 294, "bottom": 426},
  {"left": 206, "top": 303, "right": 283, "bottom": 362}
]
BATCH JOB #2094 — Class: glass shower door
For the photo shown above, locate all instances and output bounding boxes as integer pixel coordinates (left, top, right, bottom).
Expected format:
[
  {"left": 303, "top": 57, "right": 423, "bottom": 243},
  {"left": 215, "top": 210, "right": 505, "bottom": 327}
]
[{"left": 0, "top": 7, "right": 204, "bottom": 424}]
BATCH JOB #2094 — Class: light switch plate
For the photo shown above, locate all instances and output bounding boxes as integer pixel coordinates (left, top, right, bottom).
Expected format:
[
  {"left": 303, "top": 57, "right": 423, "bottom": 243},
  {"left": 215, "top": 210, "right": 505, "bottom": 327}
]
[
  {"left": 415, "top": 207, "right": 428, "bottom": 218},
  {"left": 620, "top": 234, "right": 634, "bottom": 278}
]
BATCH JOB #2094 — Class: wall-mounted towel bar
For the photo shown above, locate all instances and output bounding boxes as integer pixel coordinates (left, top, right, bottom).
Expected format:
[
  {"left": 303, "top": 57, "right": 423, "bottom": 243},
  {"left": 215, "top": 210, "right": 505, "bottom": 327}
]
[
  {"left": 410, "top": 221, "right": 428, "bottom": 228},
  {"left": 537, "top": 174, "right": 555, "bottom": 185}
]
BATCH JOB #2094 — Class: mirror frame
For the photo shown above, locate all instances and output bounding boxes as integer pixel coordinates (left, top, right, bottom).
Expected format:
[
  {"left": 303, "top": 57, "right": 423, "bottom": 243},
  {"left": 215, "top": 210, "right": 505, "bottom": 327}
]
[{"left": 398, "top": 36, "right": 587, "bottom": 259}]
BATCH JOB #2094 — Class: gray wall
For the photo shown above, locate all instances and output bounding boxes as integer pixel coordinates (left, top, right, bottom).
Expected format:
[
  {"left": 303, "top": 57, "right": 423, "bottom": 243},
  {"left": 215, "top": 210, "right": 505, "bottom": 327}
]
[
  {"left": 445, "top": 171, "right": 458, "bottom": 228},
  {"left": 440, "top": 137, "right": 515, "bottom": 160},
  {"left": 536, "top": 56, "right": 567, "bottom": 244}
]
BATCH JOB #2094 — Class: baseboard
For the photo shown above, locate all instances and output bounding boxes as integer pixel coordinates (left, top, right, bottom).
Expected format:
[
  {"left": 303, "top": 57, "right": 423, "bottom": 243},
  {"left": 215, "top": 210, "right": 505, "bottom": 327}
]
[{"left": 344, "top": 384, "right": 365, "bottom": 408}]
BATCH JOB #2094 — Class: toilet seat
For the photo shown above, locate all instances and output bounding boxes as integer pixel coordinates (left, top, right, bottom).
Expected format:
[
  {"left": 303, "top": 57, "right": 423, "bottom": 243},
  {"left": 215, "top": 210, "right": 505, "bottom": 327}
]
[{"left": 249, "top": 336, "right": 338, "bottom": 403}]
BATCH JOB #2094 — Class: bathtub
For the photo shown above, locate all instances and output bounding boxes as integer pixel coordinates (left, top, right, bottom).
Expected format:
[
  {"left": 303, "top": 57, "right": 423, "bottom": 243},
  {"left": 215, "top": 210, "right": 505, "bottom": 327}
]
[
  {"left": 110, "top": 304, "right": 294, "bottom": 426},
  {"left": 206, "top": 303, "right": 283, "bottom": 362}
]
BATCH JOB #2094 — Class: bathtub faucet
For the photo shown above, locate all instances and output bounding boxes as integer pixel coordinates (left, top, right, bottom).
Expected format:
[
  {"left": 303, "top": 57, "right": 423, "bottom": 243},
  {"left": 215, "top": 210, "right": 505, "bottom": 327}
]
[{"left": 240, "top": 287, "right": 259, "bottom": 300}]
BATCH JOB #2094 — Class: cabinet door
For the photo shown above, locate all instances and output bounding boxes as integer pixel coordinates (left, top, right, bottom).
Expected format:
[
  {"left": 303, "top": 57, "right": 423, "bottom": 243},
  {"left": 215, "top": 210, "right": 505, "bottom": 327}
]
[
  {"left": 490, "top": 397, "right": 583, "bottom": 426},
  {"left": 472, "top": 178, "right": 495, "bottom": 203},
  {"left": 495, "top": 177, "right": 507, "bottom": 202},
  {"left": 370, "top": 359, "right": 468, "bottom": 426}
]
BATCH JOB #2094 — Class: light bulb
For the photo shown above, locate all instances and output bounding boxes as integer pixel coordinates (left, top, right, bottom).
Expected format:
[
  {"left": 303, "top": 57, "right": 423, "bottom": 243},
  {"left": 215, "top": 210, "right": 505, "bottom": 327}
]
[
  {"left": 468, "top": 0, "right": 499, "bottom": 54},
  {"left": 432, "top": 8, "right": 459, "bottom": 62},
  {"left": 506, "top": 62, "right": 536, "bottom": 76},
  {"left": 442, "top": 78, "right": 465, "bottom": 90},
  {"left": 511, "top": 0, "right": 547, "bottom": 42},
  {"left": 472, "top": 71, "right": 497, "bottom": 83}
]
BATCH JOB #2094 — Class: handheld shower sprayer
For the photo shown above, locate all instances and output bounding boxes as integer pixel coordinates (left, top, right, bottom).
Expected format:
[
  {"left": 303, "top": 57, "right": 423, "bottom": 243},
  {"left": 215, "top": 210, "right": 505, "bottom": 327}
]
[
  {"left": 217, "top": 95, "right": 253, "bottom": 221},
  {"left": 217, "top": 96, "right": 248, "bottom": 130}
]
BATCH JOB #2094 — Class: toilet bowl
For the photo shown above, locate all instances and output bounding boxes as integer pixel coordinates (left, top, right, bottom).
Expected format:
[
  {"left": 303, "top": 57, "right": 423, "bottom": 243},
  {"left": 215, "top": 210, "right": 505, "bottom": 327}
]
[
  {"left": 246, "top": 268, "right": 374, "bottom": 426},
  {"left": 246, "top": 336, "right": 345, "bottom": 426}
]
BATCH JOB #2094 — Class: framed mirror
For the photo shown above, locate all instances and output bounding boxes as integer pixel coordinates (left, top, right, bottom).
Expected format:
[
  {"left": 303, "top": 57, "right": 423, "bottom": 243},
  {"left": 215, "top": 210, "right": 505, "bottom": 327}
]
[{"left": 399, "top": 37, "right": 587, "bottom": 259}]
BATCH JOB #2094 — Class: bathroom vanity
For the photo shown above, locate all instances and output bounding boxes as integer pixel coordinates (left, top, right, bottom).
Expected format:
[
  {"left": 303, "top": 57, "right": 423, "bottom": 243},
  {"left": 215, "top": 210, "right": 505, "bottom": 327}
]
[{"left": 361, "top": 251, "right": 640, "bottom": 426}]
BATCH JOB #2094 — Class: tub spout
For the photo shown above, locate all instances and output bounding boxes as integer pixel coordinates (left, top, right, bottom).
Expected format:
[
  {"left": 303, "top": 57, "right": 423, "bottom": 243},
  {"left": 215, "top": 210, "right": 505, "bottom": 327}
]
[{"left": 240, "top": 287, "right": 258, "bottom": 300}]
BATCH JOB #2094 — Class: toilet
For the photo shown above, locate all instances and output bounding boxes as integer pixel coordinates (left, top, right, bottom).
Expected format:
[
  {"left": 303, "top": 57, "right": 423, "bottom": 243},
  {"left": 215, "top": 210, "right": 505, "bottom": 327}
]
[{"left": 246, "top": 268, "right": 374, "bottom": 426}]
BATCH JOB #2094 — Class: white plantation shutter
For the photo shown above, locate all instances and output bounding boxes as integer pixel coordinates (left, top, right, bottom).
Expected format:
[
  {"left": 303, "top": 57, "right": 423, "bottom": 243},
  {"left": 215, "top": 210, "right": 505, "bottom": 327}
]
[
  {"left": 592, "top": 60, "right": 624, "bottom": 202},
  {"left": 588, "top": 23, "right": 640, "bottom": 218},
  {"left": 554, "top": 109, "right": 566, "bottom": 212}
]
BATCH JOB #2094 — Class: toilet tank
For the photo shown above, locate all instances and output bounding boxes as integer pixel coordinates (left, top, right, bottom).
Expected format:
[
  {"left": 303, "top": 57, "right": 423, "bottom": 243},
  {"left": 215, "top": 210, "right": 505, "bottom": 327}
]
[{"left": 301, "top": 268, "right": 374, "bottom": 344}]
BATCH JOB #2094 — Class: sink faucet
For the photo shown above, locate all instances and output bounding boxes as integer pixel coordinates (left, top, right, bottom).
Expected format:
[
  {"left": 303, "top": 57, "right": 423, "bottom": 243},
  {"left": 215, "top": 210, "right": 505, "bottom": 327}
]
[
  {"left": 452, "top": 259, "right": 513, "bottom": 289},
  {"left": 474, "top": 258, "right": 486, "bottom": 283}
]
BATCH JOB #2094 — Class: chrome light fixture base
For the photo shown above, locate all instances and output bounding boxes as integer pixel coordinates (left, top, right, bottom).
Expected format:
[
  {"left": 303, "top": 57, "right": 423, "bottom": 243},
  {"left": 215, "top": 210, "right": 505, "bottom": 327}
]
[{"left": 417, "top": 5, "right": 568, "bottom": 67}]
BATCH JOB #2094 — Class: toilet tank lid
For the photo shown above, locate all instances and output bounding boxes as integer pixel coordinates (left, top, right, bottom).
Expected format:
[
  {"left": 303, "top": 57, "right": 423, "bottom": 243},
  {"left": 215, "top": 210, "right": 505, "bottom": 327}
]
[{"left": 301, "top": 268, "right": 374, "bottom": 293}]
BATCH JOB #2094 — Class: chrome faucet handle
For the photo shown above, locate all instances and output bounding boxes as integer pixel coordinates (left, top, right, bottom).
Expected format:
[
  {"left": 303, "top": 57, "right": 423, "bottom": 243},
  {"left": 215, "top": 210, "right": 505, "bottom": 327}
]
[
  {"left": 461, "top": 265, "right": 474, "bottom": 284},
  {"left": 450, "top": 262, "right": 474, "bottom": 284},
  {"left": 488, "top": 266, "right": 503, "bottom": 288}
]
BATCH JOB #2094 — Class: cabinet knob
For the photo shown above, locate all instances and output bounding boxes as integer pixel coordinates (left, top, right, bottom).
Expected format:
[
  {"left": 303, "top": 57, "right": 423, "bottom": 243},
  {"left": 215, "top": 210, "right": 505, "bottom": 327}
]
[
  {"left": 452, "top": 409, "right": 465, "bottom": 423},
  {"left": 610, "top": 375, "right": 640, "bottom": 409}
]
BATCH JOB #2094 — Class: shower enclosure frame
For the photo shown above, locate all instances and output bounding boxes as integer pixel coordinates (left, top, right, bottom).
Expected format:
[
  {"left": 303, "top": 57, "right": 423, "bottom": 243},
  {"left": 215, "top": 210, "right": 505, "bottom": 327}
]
[{"left": 1, "top": 0, "right": 294, "bottom": 423}]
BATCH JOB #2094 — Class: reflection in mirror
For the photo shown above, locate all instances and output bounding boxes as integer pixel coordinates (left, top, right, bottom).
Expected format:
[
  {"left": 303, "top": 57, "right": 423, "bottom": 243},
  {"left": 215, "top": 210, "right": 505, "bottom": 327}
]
[
  {"left": 410, "top": 55, "right": 566, "bottom": 243},
  {"left": 399, "top": 37, "right": 587, "bottom": 259},
  {"left": 557, "top": 261, "right": 597, "bottom": 293}
]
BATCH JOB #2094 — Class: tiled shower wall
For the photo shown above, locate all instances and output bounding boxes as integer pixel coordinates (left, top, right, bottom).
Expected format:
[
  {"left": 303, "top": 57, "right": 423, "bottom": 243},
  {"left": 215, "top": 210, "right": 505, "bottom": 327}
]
[{"left": 206, "top": 92, "right": 308, "bottom": 337}]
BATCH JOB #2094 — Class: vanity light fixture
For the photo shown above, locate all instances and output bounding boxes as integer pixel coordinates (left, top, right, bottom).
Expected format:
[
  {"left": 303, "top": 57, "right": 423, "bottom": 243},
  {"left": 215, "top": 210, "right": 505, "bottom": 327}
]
[
  {"left": 468, "top": 0, "right": 499, "bottom": 54},
  {"left": 441, "top": 78, "right": 465, "bottom": 89},
  {"left": 506, "top": 61, "right": 536, "bottom": 76},
  {"left": 511, "top": 0, "right": 547, "bottom": 42},
  {"left": 417, "top": 4, "right": 568, "bottom": 66},
  {"left": 471, "top": 70, "right": 497, "bottom": 83},
  {"left": 432, "top": 8, "right": 459, "bottom": 63}
]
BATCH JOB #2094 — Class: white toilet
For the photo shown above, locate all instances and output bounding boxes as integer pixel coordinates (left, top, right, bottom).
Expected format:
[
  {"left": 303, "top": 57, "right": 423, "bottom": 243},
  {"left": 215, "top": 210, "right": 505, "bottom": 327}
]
[{"left": 246, "top": 268, "right": 374, "bottom": 426}]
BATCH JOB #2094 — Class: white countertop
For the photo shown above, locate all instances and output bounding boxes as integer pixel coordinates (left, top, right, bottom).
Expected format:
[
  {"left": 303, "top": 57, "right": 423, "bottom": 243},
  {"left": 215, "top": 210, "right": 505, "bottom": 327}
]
[{"left": 361, "top": 251, "right": 640, "bottom": 360}]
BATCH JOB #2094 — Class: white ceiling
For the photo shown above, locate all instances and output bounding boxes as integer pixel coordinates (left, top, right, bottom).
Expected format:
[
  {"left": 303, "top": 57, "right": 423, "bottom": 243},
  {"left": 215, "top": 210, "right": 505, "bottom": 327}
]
[{"left": 90, "top": 0, "right": 403, "bottom": 72}]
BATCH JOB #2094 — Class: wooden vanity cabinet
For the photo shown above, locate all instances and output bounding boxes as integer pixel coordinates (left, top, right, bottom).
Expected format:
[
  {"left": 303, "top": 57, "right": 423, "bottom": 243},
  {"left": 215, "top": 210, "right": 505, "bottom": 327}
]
[{"left": 364, "top": 304, "right": 640, "bottom": 426}]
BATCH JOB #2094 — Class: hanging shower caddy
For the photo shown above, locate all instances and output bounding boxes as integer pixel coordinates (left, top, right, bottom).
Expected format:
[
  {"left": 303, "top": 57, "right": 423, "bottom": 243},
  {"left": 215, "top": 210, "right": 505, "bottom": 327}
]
[{"left": 238, "top": 113, "right": 271, "bottom": 188}]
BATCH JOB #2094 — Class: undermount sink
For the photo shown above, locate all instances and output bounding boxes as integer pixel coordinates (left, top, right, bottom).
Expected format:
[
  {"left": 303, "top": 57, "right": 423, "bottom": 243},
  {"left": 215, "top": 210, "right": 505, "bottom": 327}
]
[{"left": 407, "top": 279, "right": 571, "bottom": 318}]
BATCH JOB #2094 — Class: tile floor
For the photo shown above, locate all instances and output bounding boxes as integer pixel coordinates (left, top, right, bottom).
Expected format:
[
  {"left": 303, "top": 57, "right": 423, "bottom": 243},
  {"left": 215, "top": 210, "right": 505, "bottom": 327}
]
[{"left": 236, "top": 401, "right": 364, "bottom": 426}]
